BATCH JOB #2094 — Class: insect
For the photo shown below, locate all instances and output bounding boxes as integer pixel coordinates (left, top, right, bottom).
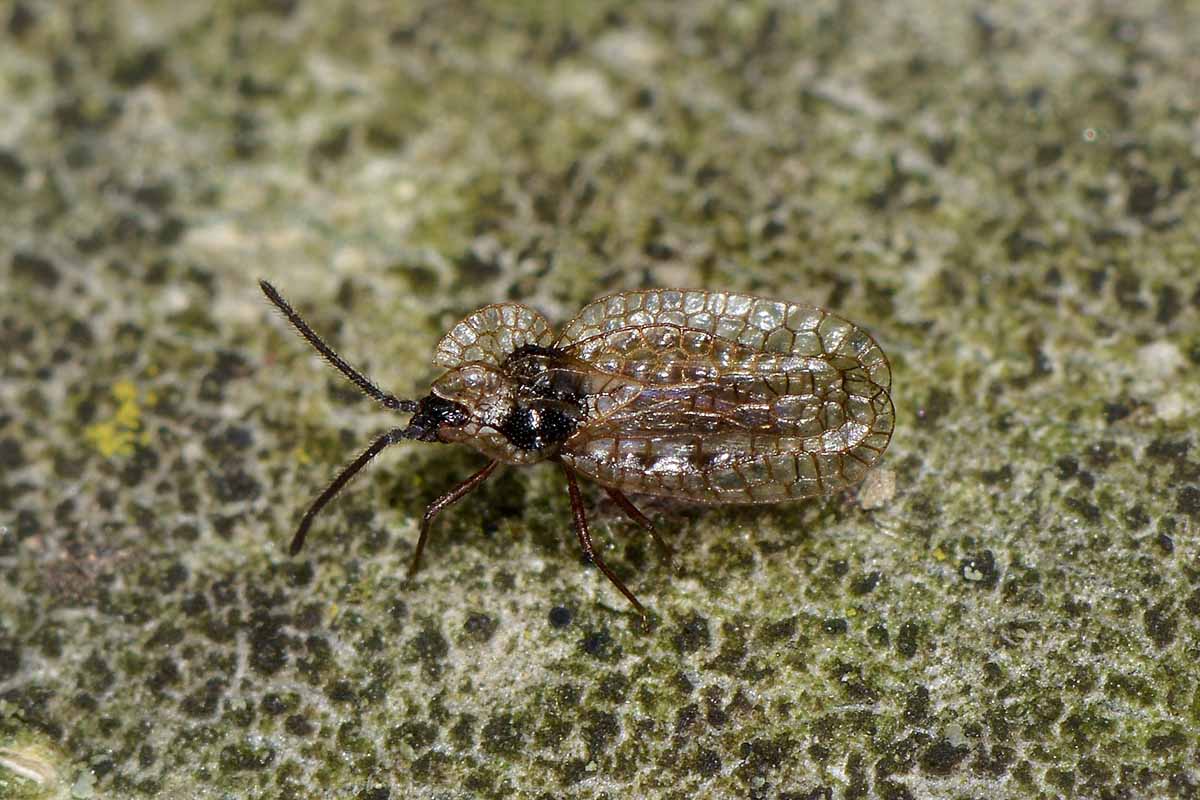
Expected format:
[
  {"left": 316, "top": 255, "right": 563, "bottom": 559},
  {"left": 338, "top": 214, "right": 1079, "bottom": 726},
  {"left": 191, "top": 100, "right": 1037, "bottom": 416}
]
[{"left": 260, "top": 282, "right": 894, "bottom": 620}]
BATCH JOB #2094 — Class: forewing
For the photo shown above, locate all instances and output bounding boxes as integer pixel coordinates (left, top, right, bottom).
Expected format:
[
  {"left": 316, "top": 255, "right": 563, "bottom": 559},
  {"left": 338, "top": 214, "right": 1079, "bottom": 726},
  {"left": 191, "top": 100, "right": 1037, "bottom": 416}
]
[
  {"left": 558, "top": 291, "right": 893, "bottom": 504},
  {"left": 561, "top": 383, "right": 894, "bottom": 503},
  {"left": 434, "top": 303, "right": 554, "bottom": 368},
  {"left": 558, "top": 289, "right": 891, "bottom": 389}
]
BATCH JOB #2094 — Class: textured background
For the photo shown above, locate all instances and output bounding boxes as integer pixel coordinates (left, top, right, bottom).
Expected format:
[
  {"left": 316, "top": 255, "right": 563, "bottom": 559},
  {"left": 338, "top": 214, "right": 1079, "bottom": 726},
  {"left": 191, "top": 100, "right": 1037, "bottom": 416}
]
[{"left": 2, "top": 1, "right": 1198, "bottom": 798}]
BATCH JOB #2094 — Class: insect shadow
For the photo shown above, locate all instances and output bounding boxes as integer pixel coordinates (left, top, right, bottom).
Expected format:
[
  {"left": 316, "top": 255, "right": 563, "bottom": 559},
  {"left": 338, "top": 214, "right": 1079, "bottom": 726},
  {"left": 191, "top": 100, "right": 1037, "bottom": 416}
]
[{"left": 260, "top": 281, "right": 894, "bottom": 624}]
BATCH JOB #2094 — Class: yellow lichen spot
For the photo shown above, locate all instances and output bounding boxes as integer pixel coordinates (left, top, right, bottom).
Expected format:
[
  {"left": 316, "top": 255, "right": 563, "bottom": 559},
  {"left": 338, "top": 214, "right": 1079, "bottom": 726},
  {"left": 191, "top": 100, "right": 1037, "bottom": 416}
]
[
  {"left": 113, "top": 379, "right": 137, "bottom": 403},
  {"left": 83, "top": 421, "right": 129, "bottom": 457},
  {"left": 932, "top": 547, "right": 947, "bottom": 562},
  {"left": 83, "top": 380, "right": 150, "bottom": 458},
  {"left": 293, "top": 447, "right": 312, "bottom": 466}
]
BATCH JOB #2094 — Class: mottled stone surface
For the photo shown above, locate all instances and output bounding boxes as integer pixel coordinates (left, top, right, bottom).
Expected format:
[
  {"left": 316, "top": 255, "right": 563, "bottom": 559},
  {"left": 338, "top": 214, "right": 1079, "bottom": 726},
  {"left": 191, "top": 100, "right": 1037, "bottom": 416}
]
[{"left": 2, "top": 2, "right": 1198, "bottom": 798}]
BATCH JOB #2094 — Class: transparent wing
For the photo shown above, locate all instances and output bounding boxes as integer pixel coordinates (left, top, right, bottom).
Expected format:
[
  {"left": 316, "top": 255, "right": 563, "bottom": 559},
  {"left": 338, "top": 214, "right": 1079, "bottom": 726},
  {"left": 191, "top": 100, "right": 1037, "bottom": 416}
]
[
  {"left": 558, "top": 295, "right": 894, "bottom": 504},
  {"left": 561, "top": 383, "right": 894, "bottom": 503},
  {"left": 434, "top": 303, "right": 554, "bottom": 368},
  {"left": 555, "top": 289, "right": 890, "bottom": 389}
]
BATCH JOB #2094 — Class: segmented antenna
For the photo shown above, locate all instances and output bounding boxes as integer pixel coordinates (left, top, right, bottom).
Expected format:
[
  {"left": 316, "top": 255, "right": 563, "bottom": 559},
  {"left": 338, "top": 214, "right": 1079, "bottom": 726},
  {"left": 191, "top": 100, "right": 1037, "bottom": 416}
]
[{"left": 259, "top": 279, "right": 418, "bottom": 412}]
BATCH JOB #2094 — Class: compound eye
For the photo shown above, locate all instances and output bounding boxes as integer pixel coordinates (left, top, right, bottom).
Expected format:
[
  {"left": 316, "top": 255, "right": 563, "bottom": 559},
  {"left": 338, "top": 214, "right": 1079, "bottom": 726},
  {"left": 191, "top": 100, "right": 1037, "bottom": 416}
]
[{"left": 430, "top": 397, "right": 469, "bottom": 427}]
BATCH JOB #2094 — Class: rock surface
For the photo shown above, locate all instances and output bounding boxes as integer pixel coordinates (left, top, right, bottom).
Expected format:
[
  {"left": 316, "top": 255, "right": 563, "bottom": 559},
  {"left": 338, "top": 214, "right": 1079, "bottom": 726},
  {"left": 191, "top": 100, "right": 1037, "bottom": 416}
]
[{"left": 2, "top": 2, "right": 1198, "bottom": 798}]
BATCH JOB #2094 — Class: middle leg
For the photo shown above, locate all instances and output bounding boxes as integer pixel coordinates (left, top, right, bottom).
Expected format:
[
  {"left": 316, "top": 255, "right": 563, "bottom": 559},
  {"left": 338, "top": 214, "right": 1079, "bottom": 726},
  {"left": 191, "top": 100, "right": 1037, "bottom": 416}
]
[
  {"left": 561, "top": 464, "right": 647, "bottom": 621},
  {"left": 409, "top": 459, "right": 500, "bottom": 577}
]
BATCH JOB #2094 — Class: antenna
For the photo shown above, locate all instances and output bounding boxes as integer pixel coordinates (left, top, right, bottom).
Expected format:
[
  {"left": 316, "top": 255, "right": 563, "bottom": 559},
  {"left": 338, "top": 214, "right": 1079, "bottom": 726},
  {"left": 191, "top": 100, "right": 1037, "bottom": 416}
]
[{"left": 259, "top": 279, "right": 417, "bottom": 412}]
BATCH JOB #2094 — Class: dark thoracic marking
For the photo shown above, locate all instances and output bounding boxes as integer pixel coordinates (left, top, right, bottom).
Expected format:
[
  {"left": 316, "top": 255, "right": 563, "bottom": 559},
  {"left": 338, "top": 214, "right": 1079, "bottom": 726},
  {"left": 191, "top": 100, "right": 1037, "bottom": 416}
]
[
  {"left": 499, "top": 405, "right": 578, "bottom": 451},
  {"left": 502, "top": 344, "right": 563, "bottom": 387},
  {"left": 504, "top": 345, "right": 588, "bottom": 405},
  {"left": 498, "top": 343, "right": 587, "bottom": 451}
]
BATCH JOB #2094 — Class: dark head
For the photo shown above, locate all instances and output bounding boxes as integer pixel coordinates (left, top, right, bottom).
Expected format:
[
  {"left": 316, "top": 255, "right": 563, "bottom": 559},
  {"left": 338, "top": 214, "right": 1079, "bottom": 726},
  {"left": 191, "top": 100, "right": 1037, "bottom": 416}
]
[{"left": 402, "top": 394, "right": 470, "bottom": 442}]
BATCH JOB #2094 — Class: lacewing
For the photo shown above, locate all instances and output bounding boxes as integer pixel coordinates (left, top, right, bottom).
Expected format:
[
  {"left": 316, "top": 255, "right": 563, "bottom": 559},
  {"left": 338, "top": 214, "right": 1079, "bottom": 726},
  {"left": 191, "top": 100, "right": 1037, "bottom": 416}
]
[{"left": 260, "top": 283, "right": 894, "bottom": 620}]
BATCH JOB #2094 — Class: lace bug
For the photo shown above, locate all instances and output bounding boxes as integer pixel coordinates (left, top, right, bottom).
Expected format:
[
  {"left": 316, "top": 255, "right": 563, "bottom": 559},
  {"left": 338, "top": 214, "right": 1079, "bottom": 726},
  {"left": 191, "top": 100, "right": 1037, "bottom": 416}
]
[{"left": 261, "top": 282, "right": 894, "bottom": 620}]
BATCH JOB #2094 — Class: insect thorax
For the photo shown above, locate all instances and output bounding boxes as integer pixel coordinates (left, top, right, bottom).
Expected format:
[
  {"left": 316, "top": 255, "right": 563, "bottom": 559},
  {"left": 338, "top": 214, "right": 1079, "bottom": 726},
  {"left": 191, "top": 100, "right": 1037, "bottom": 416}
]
[{"left": 428, "top": 345, "right": 587, "bottom": 464}]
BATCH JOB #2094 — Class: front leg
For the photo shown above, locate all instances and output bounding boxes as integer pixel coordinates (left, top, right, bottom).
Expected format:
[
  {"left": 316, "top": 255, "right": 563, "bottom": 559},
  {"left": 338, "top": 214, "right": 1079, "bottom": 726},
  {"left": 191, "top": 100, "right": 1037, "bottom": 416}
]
[{"left": 409, "top": 459, "right": 500, "bottom": 577}]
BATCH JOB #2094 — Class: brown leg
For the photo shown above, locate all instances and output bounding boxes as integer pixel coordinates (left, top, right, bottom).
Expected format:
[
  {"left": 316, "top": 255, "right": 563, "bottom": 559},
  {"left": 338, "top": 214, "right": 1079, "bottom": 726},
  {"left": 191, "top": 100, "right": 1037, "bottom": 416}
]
[
  {"left": 602, "top": 486, "right": 674, "bottom": 567},
  {"left": 562, "top": 464, "right": 647, "bottom": 621},
  {"left": 409, "top": 459, "right": 500, "bottom": 577}
]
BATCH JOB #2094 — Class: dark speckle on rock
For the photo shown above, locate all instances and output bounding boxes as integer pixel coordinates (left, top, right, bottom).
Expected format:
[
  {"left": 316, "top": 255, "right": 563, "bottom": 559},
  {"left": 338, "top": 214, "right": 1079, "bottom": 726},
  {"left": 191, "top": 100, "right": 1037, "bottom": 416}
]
[
  {"left": 120, "top": 444, "right": 160, "bottom": 487},
  {"left": 692, "top": 746, "right": 722, "bottom": 777},
  {"left": 1103, "top": 401, "right": 1132, "bottom": 423},
  {"left": 0, "top": 147, "right": 27, "bottom": 181},
  {"left": 896, "top": 621, "right": 921, "bottom": 659},
  {"left": 0, "top": 645, "right": 21, "bottom": 681},
  {"left": 249, "top": 610, "right": 291, "bottom": 675},
  {"left": 1055, "top": 455, "right": 1078, "bottom": 479},
  {"left": 180, "top": 678, "right": 225, "bottom": 718},
  {"left": 199, "top": 350, "right": 250, "bottom": 402},
  {"left": 760, "top": 616, "right": 797, "bottom": 644},
  {"left": 210, "top": 465, "right": 261, "bottom": 503},
  {"left": 405, "top": 623, "right": 449, "bottom": 678},
  {"left": 1176, "top": 486, "right": 1200, "bottom": 520},
  {"left": 284, "top": 713, "right": 314, "bottom": 737},
  {"left": 7, "top": 2, "right": 36, "bottom": 35},
  {"left": 146, "top": 656, "right": 180, "bottom": 693},
  {"left": 1143, "top": 602, "right": 1177, "bottom": 648},
  {"left": 1126, "top": 173, "right": 1160, "bottom": 217},
  {"left": 583, "top": 709, "right": 619, "bottom": 755},
  {"left": 903, "top": 685, "right": 929, "bottom": 725},
  {"left": 1155, "top": 284, "right": 1182, "bottom": 324},
  {"left": 204, "top": 425, "right": 254, "bottom": 457},
  {"left": 672, "top": 613, "right": 711, "bottom": 655},
  {"left": 113, "top": 47, "right": 165, "bottom": 88},
  {"left": 325, "top": 679, "right": 356, "bottom": 704},
  {"left": 737, "top": 735, "right": 795, "bottom": 782},
  {"left": 481, "top": 712, "right": 526, "bottom": 758},
  {"left": 11, "top": 250, "right": 60, "bottom": 288},
  {"left": 579, "top": 628, "right": 616, "bottom": 661},
  {"left": 979, "top": 464, "right": 1013, "bottom": 485},
  {"left": 0, "top": 437, "right": 24, "bottom": 469},
  {"left": 462, "top": 611, "right": 498, "bottom": 643},
  {"left": 867, "top": 623, "right": 890, "bottom": 649},
  {"left": 919, "top": 738, "right": 969, "bottom": 776},
  {"left": 218, "top": 740, "right": 275, "bottom": 773}
]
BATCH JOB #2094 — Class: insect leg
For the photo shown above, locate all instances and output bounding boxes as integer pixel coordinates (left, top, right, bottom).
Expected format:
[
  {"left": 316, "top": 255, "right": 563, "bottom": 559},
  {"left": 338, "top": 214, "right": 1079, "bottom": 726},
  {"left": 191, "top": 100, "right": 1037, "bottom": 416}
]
[
  {"left": 562, "top": 465, "right": 647, "bottom": 621},
  {"left": 602, "top": 487, "right": 674, "bottom": 568},
  {"left": 290, "top": 427, "right": 408, "bottom": 555},
  {"left": 409, "top": 459, "right": 500, "bottom": 577}
]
